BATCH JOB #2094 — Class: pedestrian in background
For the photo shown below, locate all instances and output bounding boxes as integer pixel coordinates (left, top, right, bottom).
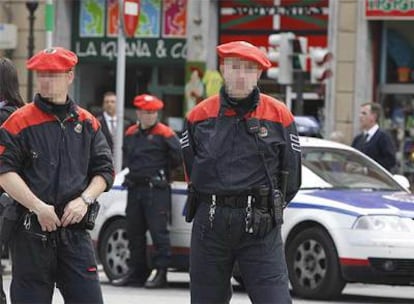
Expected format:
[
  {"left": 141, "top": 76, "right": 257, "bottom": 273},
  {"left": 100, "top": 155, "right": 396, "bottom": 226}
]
[
  {"left": 96, "top": 91, "right": 117, "bottom": 152},
  {"left": 117, "top": 94, "right": 182, "bottom": 289},
  {"left": 0, "top": 57, "right": 25, "bottom": 304},
  {"left": 181, "top": 41, "right": 301, "bottom": 303},
  {"left": 0, "top": 47, "right": 114, "bottom": 304},
  {"left": 0, "top": 57, "right": 25, "bottom": 124},
  {"left": 352, "top": 102, "right": 397, "bottom": 172}
]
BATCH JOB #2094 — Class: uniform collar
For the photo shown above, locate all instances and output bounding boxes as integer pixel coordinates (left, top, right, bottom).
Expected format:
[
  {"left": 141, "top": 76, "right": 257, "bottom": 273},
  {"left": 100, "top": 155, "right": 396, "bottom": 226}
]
[
  {"left": 138, "top": 121, "right": 158, "bottom": 134},
  {"left": 34, "top": 93, "right": 79, "bottom": 120},
  {"left": 220, "top": 86, "right": 259, "bottom": 116}
]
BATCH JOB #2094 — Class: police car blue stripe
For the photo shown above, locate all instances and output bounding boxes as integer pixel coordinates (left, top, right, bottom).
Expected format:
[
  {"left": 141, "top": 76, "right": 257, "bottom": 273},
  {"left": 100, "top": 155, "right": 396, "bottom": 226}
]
[
  {"left": 172, "top": 189, "right": 188, "bottom": 195},
  {"left": 112, "top": 185, "right": 125, "bottom": 191},
  {"left": 288, "top": 202, "right": 360, "bottom": 217}
]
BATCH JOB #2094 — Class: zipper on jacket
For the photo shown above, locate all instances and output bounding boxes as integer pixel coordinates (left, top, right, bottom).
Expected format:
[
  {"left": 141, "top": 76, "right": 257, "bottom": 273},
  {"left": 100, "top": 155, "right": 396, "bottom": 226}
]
[
  {"left": 229, "top": 117, "right": 241, "bottom": 185},
  {"left": 54, "top": 115, "right": 72, "bottom": 130},
  {"left": 53, "top": 115, "right": 70, "bottom": 205}
]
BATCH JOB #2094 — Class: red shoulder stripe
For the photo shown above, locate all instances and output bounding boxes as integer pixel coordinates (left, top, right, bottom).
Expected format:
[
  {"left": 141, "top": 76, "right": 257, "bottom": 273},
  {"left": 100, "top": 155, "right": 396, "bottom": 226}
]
[
  {"left": 2, "top": 103, "right": 55, "bottom": 135},
  {"left": 252, "top": 94, "right": 294, "bottom": 127},
  {"left": 150, "top": 123, "right": 175, "bottom": 138},
  {"left": 186, "top": 95, "right": 220, "bottom": 123},
  {"left": 77, "top": 108, "right": 100, "bottom": 131},
  {"left": 125, "top": 124, "right": 138, "bottom": 136}
]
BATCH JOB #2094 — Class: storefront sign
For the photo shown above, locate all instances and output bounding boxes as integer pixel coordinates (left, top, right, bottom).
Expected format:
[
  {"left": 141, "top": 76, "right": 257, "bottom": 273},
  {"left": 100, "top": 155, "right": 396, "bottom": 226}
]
[
  {"left": 220, "top": 0, "right": 328, "bottom": 31},
  {"left": 227, "top": 5, "right": 326, "bottom": 16},
  {"left": 74, "top": 0, "right": 187, "bottom": 63},
  {"left": 219, "top": 0, "right": 328, "bottom": 52},
  {"left": 365, "top": 0, "right": 414, "bottom": 19},
  {"left": 74, "top": 38, "right": 187, "bottom": 62}
]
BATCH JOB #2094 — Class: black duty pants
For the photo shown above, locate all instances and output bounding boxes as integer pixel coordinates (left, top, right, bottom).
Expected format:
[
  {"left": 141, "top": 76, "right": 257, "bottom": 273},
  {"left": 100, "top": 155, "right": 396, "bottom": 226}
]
[
  {"left": 190, "top": 201, "right": 292, "bottom": 304},
  {"left": 126, "top": 186, "right": 171, "bottom": 280},
  {"left": 10, "top": 215, "right": 103, "bottom": 304}
]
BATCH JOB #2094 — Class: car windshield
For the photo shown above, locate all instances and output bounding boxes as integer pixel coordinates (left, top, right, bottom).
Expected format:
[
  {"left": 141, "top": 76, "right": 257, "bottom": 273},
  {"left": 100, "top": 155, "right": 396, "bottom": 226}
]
[{"left": 301, "top": 147, "right": 404, "bottom": 191}]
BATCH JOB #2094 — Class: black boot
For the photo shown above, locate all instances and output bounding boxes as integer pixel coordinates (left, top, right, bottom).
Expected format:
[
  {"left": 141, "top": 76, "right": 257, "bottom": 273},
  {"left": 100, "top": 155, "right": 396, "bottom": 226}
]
[{"left": 144, "top": 269, "right": 168, "bottom": 289}]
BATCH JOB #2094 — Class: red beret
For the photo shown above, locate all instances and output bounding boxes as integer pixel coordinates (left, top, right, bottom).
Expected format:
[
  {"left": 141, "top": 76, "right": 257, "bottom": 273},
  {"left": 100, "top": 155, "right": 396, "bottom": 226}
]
[
  {"left": 133, "top": 94, "right": 164, "bottom": 111},
  {"left": 217, "top": 41, "right": 271, "bottom": 70},
  {"left": 27, "top": 47, "right": 78, "bottom": 72}
]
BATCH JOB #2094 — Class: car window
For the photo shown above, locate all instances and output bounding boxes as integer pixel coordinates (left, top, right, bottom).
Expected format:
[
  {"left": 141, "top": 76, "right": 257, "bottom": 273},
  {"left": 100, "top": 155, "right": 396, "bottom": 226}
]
[{"left": 301, "top": 147, "right": 403, "bottom": 191}]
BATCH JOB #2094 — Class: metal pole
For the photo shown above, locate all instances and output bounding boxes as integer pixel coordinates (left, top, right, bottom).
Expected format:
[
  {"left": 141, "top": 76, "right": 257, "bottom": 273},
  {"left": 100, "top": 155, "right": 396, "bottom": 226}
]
[
  {"left": 26, "top": 1, "right": 39, "bottom": 101},
  {"left": 324, "top": 0, "right": 339, "bottom": 137},
  {"left": 295, "top": 71, "right": 304, "bottom": 115},
  {"left": 285, "top": 85, "right": 292, "bottom": 111},
  {"left": 114, "top": 0, "right": 126, "bottom": 173},
  {"left": 45, "top": 0, "right": 54, "bottom": 48}
]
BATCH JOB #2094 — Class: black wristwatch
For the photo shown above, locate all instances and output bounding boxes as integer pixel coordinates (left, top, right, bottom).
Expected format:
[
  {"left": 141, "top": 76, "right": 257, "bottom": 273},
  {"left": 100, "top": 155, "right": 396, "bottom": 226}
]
[{"left": 81, "top": 193, "right": 95, "bottom": 206}]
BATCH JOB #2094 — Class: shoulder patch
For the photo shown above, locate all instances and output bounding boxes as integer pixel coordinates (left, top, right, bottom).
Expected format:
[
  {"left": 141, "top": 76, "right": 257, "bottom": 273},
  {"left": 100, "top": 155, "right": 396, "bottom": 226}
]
[
  {"left": 2, "top": 103, "right": 55, "bottom": 135},
  {"left": 252, "top": 94, "right": 294, "bottom": 127},
  {"left": 125, "top": 124, "right": 138, "bottom": 136},
  {"left": 187, "top": 95, "right": 220, "bottom": 123},
  {"left": 150, "top": 123, "right": 175, "bottom": 138},
  {"left": 77, "top": 108, "right": 100, "bottom": 131}
]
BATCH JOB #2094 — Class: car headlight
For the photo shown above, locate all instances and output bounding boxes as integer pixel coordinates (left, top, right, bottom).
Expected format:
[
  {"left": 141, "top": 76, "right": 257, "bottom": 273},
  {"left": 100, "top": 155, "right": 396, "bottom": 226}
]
[{"left": 352, "top": 215, "right": 414, "bottom": 232}]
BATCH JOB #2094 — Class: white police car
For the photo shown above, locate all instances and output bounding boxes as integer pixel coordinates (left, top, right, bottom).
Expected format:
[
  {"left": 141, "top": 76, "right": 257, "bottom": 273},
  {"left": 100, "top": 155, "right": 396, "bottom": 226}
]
[{"left": 90, "top": 137, "right": 414, "bottom": 299}]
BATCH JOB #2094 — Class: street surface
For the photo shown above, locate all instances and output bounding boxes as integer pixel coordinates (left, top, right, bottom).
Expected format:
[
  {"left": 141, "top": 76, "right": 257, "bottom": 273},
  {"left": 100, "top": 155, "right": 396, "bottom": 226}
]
[{"left": 2, "top": 263, "right": 413, "bottom": 304}]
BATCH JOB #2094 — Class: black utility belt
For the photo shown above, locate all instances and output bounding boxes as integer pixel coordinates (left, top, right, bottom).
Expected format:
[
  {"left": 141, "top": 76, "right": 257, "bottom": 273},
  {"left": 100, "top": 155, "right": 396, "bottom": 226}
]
[
  {"left": 132, "top": 179, "right": 152, "bottom": 187},
  {"left": 124, "top": 177, "right": 169, "bottom": 189},
  {"left": 198, "top": 192, "right": 269, "bottom": 209}
]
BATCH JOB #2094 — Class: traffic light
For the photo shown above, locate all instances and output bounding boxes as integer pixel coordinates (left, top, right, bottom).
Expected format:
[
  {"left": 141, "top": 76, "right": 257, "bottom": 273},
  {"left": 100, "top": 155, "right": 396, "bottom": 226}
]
[
  {"left": 267, "top": 32, "right": 308, "bottom": 85},
  {"left": 310, "top": 47, "right": 333, "bottom": 84}
]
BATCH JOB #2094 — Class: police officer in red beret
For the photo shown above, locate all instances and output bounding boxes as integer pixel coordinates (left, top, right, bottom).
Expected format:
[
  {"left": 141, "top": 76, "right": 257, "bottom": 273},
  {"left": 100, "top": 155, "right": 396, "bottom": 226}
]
[
  {"left": 182, "top": 41, "right": 301, "bottom": 303},
  {"left": 117, "top": 94, "right": 182, "bottom": 288},
  {"left": 0, "top": 47, "right": 114, "bottom": 303}
]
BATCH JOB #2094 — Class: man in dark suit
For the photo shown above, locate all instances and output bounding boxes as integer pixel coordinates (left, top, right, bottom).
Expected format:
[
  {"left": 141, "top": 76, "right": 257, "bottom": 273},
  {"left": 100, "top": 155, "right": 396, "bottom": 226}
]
[
  {"left": 352, "top": 102, "right": 396, "bottom": 172},
  {"left": 97, "top": 91, "right": 117, "bottom": 152}
]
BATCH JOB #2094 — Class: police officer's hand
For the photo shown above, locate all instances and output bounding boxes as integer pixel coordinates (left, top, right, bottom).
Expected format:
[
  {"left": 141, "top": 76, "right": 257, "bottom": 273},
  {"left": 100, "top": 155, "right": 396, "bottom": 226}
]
[
  {"left": 61, "top": 197, "right": 88, "bottom": 227},
  {"left": 35, "top": 203, "right": 61, "bottom": 232}
]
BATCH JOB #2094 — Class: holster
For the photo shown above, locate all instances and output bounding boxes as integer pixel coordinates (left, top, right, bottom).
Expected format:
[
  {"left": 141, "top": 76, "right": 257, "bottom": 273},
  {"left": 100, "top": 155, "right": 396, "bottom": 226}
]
[
  {"left": 185, "top": 185, "right": 199, "bottom": 223},
  {"left": 150, "top": 176, "right": 169, "bottom": 189},
  {"left": 84, "top": 201, "right": 100, "bottom": 230},
  {"left": 271, "top": 189, "right": 284, "bottom": 226},
  {"left": 55, "top": 201, "right": 100, "bottom": 231},
  {"left": 248, "top": 187, "right": 273, "bottom": 238}
]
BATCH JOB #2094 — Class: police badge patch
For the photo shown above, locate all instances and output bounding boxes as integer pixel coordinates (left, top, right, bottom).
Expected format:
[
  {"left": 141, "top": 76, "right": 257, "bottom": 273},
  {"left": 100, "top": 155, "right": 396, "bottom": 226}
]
[
  {"left": 74, "top": 123, "right": 82, "bottom": 133},
  {"left": 258, "top": 126, "right": 268, "bottom": 138}
]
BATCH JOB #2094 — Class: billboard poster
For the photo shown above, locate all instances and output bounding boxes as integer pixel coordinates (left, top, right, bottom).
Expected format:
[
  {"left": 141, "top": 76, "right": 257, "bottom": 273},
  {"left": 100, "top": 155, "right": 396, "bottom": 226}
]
[
  {"left": 136, "top": 0, "right": 161, "bottom": 37},
  {"left": 79, "top": 0, "right": 106, "bottom": 37},
  {"left": 163, "top": 0, "right": 187, "bottom": 38},
  {"left": 107, "top": 0, "right": 118, "bottom": 37}
]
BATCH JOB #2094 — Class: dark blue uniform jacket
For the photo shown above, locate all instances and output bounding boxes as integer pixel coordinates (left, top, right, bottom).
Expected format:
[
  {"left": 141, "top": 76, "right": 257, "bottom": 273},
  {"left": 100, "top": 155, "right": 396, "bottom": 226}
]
[
  {"left": 123, "top": 122, "right": 182, "bottom": 179},
  {"left": 181, "top": 88, "right": 301, "bottom": 203},
  {"left": 0, "top": 94, "right": 114, "bottom": 209}
]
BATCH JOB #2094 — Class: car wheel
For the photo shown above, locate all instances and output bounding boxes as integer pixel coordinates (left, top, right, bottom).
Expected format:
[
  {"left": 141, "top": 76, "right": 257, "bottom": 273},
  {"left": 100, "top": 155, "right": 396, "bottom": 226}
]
[
  {"left": 98, "top": 218, "right": 130, "bottom": 281},
  {"left": 286, "top": 227, "right": 345, "bottom": 299}
]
